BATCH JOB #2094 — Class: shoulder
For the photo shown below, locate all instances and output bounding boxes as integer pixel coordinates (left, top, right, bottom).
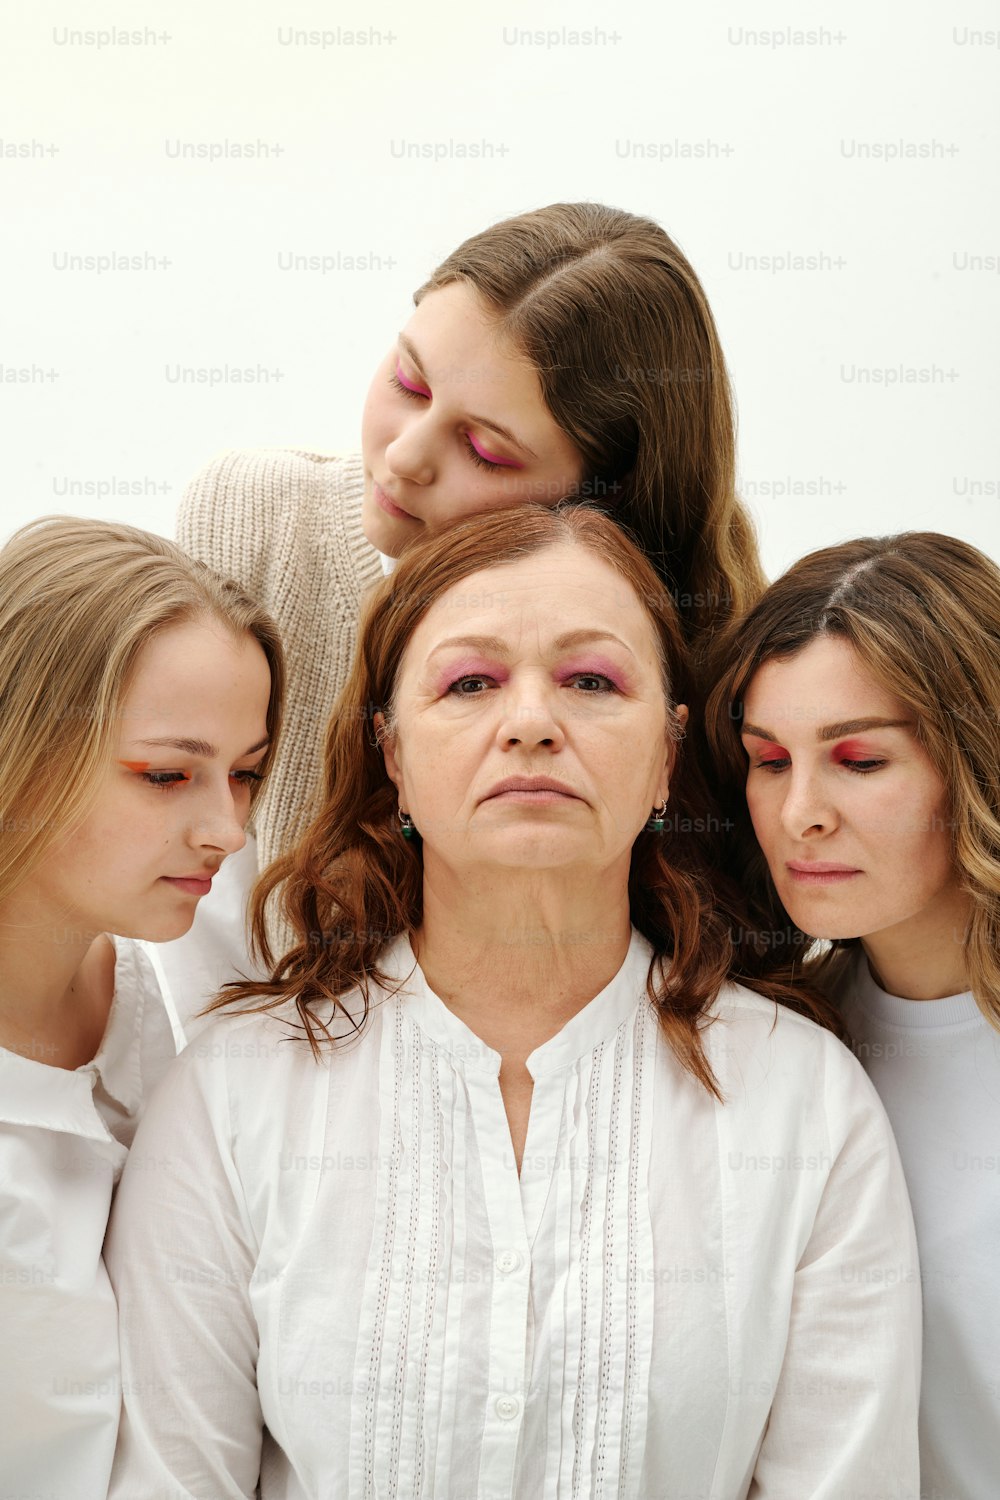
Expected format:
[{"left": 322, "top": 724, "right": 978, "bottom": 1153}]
[
  {"left": 176, "top": 448, "right": 377, "bottom": 591},
  {"left": 703, "top": 980, "right": 888, "bottom": 1137},
  {"left": 174, "top": 980, "right": 381, "bottom": 1099},
  {"left": 180, "top": 446, "right": 363, "bottom": 515}
]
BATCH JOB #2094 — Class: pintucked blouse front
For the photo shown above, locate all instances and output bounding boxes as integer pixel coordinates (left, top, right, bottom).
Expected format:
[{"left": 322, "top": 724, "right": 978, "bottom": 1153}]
[{"left": 107, "top": 930, "right": 921, "bottom": 1499}]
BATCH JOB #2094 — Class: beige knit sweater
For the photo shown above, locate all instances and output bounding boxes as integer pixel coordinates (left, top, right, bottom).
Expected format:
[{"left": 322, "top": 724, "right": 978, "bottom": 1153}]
[{"left": 177, "top": 449, "right": 383, "bottom": 875}]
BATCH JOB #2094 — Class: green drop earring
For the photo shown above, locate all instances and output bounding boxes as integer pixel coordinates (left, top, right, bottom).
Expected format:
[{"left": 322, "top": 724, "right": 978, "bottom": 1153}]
[
  {"left": 398, "top": 809, "right": 417, "bottom": 841},
  {"left": 645, "top": 800, "right": 668, "bottom": 834}
]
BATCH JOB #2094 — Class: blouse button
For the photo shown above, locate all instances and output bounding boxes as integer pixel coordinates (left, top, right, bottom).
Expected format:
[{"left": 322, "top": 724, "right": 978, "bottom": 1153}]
[
  {"left": 495, "top": 1395, "right": 521, "bottom": 1421},
  {"left": 495, "top": 1249, "right": 523, "bottom": 1275}
]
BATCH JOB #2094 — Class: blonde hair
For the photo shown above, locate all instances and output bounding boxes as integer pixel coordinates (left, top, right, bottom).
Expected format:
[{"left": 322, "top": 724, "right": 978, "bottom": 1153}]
[
  {"left": 706, "top": 532, "right": 1000, "bottom": 1029},
  {"left": 0, "top": 516, "right": 284, "bottom": 901}
]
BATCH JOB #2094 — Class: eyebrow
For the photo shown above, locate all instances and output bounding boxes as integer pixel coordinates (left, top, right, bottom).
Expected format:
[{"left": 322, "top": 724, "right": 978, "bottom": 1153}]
[
  {"left": 135, "top": 736, "right": 271, "bottom": 757},
  {"left": 397, "top": 333, "right": 538, "bottom": 459},
  {"left": 427, "top": 630, "right": 637, "bottom": 660},
  {"left": 741, "top": 717, "right": 914, "bottom": 743}
]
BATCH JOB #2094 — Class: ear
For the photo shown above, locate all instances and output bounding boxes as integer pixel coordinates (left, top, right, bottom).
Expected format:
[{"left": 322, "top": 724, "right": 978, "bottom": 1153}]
[
  {"left": 373, "top": 711, "right": 403, "bottom": 793},
  {"left": 657, "top": 702, "right": 688, "bottom": 804}
]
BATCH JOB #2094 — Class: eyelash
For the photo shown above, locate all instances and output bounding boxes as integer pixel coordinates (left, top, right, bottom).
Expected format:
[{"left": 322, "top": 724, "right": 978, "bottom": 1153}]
[
  {"left": 754, "top": 757, "right": 887, "bottom": 776},
  {"left": 140, "top": 770, "right": 265, "bottom": 792},
  {"left": 389, "top": 371, "right": 507, "bottom": 472},
  {"left": 447, "top": 673, "right": 617, "bottom": 696}
]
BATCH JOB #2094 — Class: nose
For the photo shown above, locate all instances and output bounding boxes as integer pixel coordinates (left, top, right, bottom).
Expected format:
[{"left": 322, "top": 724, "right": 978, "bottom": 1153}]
[
  {"left": 186, "top": 781, "right": 248, "bottom": 859},
  {"left": 495, "top": 677, "right": 566, "bottom": 751},
  {"left": 385, "top": 413, "right": 436, "bottom": 487},
  {"left": 778, "top": 766, "right": 838, "bottom": 840}
]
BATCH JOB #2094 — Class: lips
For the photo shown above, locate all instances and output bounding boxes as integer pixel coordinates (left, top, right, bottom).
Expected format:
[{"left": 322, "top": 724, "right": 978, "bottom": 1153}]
[
  {"left": 161, "top": 874, "right": 215, "bottom": 896},
  {"left": 372, "top": 479, "right": 417, "bottom": 521},
  {"left": 786, "top": 861, "right": 861, "bottom": 874},
  {"left": 785, "top": 860, "right": 861, "bottom": 885},
  {"left": 483, "top": 775, "right": 581, "bottom": 801}
]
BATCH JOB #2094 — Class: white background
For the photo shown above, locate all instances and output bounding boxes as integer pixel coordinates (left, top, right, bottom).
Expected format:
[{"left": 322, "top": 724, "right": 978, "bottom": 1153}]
[{"left": 3, "top": 0, "right": 998, "bottom": 578}]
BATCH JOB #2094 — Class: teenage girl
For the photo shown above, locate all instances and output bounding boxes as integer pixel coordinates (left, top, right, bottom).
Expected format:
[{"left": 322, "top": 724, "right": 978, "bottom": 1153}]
[{"left": 0, "top": 516, "right": 282, "bottom": 1497}]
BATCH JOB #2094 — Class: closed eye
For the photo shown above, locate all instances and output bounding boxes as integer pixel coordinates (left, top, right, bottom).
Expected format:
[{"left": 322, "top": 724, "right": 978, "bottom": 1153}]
[
  {"left": 389, "top": 369, "right": 514, "bottom": 473},
  {"left": 392, "top": 365, "right": 430, "bottom": 399}
]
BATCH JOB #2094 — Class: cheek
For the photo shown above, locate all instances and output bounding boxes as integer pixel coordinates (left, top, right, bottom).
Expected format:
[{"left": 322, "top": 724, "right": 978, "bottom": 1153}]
[
  {"left": 743, "top": 778, "right": 776, "bottom": 846},
  {"left": 361, "top": 363, "right": 393, "bottom": 443}
]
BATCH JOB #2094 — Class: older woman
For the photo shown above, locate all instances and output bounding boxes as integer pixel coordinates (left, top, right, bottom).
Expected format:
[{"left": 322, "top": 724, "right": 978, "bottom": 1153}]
[{"left": 107, "top": 506, "right": 920, "bottom": 1499}]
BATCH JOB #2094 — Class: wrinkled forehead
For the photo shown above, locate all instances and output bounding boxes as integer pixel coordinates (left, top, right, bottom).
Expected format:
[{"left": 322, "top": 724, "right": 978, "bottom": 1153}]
[{"left": 397, "top": 542, "right": 670, "bottom": 684}]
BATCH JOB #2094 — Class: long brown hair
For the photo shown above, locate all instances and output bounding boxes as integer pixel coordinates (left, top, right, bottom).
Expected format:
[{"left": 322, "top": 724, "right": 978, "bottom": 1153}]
[
  {"left": 0, "top": 516, "right": 284, "bottom": 901},
  {"left": 416, "top": 202, "right": 766, "bottom": 674},
  {"left": 705, "top": 532, "right": 1000, "bottom": 1029},
  {"left": 219, "top": 505, "right": 841, "bottom": 1095}
]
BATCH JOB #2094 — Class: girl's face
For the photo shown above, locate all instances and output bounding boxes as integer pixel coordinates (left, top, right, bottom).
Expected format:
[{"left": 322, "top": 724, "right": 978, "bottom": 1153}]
[
  {"left": 360, "top": 281, "right": 585, "bottom": 556},
  {"left": 21, "top": 616, "right": 272, "bottom": 944},
  {"left": 740, "top": 634, "right": 965, "bottom": 947}
]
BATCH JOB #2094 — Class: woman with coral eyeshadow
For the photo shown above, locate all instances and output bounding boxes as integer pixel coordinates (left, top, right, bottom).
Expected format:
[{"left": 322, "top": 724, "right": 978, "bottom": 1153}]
[{"left": 707, "top": 531, "right": 1000, "bottom": 1500}]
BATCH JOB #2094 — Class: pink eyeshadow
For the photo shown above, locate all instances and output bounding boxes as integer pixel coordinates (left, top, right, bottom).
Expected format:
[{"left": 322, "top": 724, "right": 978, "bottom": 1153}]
[
  {"left": 556, "top": 657, "right": 629, "bottom": 691},
  {"left": 433, "top": 658, "right": 508, "bottom": 693},
  {"left": 467, "top": 433, "right": 523, "bottom": 469},
  {"left": 396, "top": 362, "right": 430, "bottom": 397}
]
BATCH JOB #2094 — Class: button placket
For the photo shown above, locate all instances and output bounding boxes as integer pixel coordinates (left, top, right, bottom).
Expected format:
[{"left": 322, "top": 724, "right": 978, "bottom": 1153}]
[{"left": 465, "top": 1068, "right": 530, "bottom": 1498}]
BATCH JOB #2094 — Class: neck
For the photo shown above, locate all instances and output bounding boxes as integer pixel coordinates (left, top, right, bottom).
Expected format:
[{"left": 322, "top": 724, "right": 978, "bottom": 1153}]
[
  {"left": 411, "top": 857, "right": 633, "bottom": 1037},
  {"left": 0, "top": 888, "right": 112, "bottom": 1067},
  {"left": 860, "top": 886, "right": 973, "bottom": 1001}
]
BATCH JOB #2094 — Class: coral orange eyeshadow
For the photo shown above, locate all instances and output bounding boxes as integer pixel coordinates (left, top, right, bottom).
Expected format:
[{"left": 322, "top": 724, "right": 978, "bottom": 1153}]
[{"left": 119, "top": 760, "right": 151, "bottom": 772}]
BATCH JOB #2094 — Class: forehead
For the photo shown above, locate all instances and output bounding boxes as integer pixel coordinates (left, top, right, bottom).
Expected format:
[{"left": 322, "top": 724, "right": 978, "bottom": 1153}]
[
  {"left": 120, "top": 617, "right": 269, "bottom": 723},
  {"left": 401, "top": 543, "right": 662, "bottom": 665},
  {"left": 743, "top": 636, "right": 908, "bottom": 730},
  {"left": 404, "top": 283, "right": 537, "bottom": 398}
]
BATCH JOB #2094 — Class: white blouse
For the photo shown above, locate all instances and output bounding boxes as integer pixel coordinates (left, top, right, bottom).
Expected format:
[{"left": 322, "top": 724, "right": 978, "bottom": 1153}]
[
  {"left": 0, "top": 936, "right": 176, "bottom": 1500},
  {"left": 107, "top": 930, "right": 921, "bottom": 1499}
]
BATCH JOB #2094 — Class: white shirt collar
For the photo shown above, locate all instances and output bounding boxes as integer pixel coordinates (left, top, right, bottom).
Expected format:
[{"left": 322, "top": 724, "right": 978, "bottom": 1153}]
[
  {"left": 374, "top": 927, "right": 656, "bottom": 1078},
  {"left": 0, "top": 935, "right": 151, "bottom": 1137}
]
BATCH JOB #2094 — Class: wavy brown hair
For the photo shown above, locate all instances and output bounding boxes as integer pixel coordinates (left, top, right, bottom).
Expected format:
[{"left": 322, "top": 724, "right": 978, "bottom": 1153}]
[
  {"left": 218, "top": 505, "right": 841, "bottom": 1095},
  {"left": 416, "top": 201, "right": 766, "bottom": 676},
  {"left": 705, "top": 532, "right": 1000, "bottom": 1030},
  {"left": 0, "top": 516, "right": 284, "bottom": 903}
]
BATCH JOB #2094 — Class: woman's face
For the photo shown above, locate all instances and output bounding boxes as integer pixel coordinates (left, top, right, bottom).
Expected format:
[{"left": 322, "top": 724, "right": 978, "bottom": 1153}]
[
  {"left": 360, "top": 281, "right": 585, "bottom": 556},
  {"left": 21, "top": 617, "right": 271, "bottom": 944},
  {"left": 740, "top": 634, "right": 963, "bottom": 946},
  {"left": 379, "top": 541, "right": 679, "bottom": 883}
]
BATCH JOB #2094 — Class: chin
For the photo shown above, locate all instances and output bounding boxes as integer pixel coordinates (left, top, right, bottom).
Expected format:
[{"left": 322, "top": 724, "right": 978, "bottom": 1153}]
[{"left": 118, "top": 914, "right": 197, "bottom": 944}]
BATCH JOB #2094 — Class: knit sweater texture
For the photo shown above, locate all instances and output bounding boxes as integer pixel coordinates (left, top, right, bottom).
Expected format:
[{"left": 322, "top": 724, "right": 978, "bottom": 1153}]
[{"left": 177, "top": 449, "right": 382, "bottom": 875}]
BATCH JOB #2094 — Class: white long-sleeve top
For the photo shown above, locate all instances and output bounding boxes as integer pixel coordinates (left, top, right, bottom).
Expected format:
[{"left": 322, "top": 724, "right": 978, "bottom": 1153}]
[
  {"left": 838, "top": 953, "right": 1000, "bottom": 1500},
  {"left": 107, "top": 929, "right": 921, "bottom": 1500},
  {"left": 0, "top": 936, "right": 176, "bottom": 1500}
]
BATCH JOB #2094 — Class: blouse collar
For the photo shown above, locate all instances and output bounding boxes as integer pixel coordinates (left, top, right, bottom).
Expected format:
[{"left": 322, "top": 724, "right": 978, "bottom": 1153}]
[
  {"left": 0, "top": 935, "right": 150, "bottom": 1138},
  {"left": 376, "top": 927, "right": 657, "bottom": 1079}
]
